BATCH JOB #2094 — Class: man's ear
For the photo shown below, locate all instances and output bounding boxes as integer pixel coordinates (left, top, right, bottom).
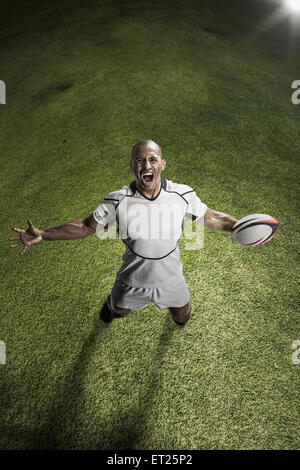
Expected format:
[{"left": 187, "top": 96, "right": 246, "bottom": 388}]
[
  {"left": 162, "top": 159, "right": 166, "bottom": 171},
  {"left": 130, "top": 159, "right": 134, "bottom": 173}
]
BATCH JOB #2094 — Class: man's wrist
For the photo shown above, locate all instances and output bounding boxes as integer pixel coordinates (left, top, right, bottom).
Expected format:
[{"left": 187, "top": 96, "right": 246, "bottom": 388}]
[
  {"left": 230, "top": 218, "right": 237, "bottom": 232},
  {"left": 40, "top": 229, "right": 48, "bottom": 241}
]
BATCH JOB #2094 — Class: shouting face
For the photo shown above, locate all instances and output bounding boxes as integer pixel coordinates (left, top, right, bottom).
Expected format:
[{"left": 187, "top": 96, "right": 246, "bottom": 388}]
[{"left": 130, "top": 140, "right": 166, "bottom": 199}]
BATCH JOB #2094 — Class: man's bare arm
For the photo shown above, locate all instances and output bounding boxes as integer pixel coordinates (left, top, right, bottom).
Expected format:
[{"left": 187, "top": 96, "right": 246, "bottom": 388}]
[
  {"left": 10, "top": 214, "right": 104, "bottom": 256},
  {"left": 41, "top": 214, "right": 101, "bottom": 241},
  {"left": 199, "top": 207, "right": 237, "bottom": 232}
]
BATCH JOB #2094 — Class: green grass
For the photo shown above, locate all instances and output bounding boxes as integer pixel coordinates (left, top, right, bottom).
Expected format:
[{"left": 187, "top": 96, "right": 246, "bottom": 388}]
[{"left": 0, "top": 0, "right": 299, "bottom": 450}]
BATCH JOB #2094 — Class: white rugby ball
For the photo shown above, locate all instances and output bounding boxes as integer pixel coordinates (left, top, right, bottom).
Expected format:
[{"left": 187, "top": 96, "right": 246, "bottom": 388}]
[{"left": 232, "top": 214, "right": 279, "bottom": 246}]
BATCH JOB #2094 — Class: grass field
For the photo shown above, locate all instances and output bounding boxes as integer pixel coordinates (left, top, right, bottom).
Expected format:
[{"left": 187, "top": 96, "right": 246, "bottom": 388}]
[{"left": 0, "top": 0, "right": 299, "bottom": 450}]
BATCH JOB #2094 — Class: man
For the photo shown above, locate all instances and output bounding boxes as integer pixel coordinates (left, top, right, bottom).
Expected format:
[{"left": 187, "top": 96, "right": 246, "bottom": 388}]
[{"left": 10, "top": 139, "right": 237, "bottom": 326}]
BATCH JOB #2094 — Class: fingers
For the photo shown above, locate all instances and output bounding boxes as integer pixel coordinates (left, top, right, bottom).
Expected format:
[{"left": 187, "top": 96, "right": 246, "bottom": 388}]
[
  {"left": 20, "top": 245, "right": 28, "bottom": 256},
  {"left": 27, "top": 219, "right": 34, "bottom": 230},
  {"left": 10, "top": 242, "right": 23, "bottom": 248},
  {"left": 10, "top": 226, "right": 33, "bottom": 256}
]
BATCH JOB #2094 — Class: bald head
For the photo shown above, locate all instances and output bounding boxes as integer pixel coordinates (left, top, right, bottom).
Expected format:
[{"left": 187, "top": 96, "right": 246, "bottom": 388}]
[
  {"left": 130, "top": 139, "right": 166, "bottom": 199},
  {"left": 132, "top": 139, "right": 162, "bottom": 159}
]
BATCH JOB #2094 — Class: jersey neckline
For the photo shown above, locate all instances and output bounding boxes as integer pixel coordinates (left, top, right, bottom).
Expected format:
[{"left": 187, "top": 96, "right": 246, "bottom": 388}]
[{"left": 129, "top": 177, "right": 167, "bottom": 201}]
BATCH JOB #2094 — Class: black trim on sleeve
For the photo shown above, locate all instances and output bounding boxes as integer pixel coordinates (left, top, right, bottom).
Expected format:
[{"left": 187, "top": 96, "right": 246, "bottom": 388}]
[
  {"left": 181, "top": 189, "right": 195, "bottom": 197},
  {"left": 103, "top": 198, "right": 119, "bottom": 202},
  {"left": 162, "top": 188, "right": 191, "bottom": 205},
  {"left": 185, "top": 213, "right": 198, "bottom": 221}
]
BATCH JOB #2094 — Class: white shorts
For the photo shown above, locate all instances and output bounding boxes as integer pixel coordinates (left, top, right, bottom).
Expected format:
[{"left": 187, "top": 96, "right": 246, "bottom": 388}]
[{"left": 110, "top": 277, "right": 191, "bottom": 310}]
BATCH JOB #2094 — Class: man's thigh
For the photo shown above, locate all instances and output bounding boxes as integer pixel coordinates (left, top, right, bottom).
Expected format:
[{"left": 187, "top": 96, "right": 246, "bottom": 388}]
[
  {"left": 109, "top": 276, "right": 191, "bottom": 322},
  {"left": 154, "top": 278, "right": 190, "bottom": 310},
  {"left": 110, "top": 278, "right": 151, "bottom": 312}
]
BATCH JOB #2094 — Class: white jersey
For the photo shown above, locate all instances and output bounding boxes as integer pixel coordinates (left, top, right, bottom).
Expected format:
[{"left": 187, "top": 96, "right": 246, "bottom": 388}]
[{"left": 93, "top": 178, "right": 207, "bottom": 288}]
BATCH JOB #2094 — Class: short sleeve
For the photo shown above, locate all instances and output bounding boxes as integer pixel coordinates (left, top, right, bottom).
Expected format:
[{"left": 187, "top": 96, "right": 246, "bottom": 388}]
[
  {"left": 184, "top": 191, "right": 207, "bottom": 222},
  {"left": 93, "top": 198, "right": 117, "bottom": 227}
]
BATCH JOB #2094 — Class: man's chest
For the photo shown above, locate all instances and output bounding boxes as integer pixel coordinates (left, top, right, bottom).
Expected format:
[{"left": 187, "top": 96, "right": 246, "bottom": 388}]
[{"left": 117, "top": 193, "right": 187, "bottom": 241}]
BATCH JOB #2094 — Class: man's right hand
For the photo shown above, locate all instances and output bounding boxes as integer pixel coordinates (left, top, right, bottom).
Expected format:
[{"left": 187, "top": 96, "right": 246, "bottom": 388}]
[{"left": 10, "top": 219, "right": 43, "bottom": 256}]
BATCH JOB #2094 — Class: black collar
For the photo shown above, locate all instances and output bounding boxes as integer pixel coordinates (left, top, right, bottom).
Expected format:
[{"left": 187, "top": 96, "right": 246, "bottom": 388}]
[{"left": 130, "top": 177, "right": 166, "bottom": 201}]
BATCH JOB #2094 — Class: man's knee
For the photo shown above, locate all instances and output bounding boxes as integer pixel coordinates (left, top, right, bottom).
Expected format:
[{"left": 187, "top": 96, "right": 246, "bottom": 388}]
[
  {"left": 108, "top": 295, "right": 132, "bottom": 318},
  {"left": 112, "top": 305, "right": 132, "bottom": 318},
  {"left": 169, "top": 300, "right": 191, "bottom": 325}
]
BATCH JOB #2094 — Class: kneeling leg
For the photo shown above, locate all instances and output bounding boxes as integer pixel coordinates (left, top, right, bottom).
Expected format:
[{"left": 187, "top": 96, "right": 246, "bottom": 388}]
[
  {"left": 169, "top": 300, "right": 191, "bottom": 326},
  {"left": 108, "top": 294, "right": 132, "bottom": 318}
]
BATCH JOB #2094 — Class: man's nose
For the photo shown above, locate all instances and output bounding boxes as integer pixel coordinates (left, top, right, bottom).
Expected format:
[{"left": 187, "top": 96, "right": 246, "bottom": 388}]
[{"left": 143, "top": 159, "right": 152, "bottom": 169}]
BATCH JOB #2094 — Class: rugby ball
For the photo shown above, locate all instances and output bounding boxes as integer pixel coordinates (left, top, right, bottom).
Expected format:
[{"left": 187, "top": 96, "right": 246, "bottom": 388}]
[{"left": 232, "top": 214, "right": 279, "bottom": 246}]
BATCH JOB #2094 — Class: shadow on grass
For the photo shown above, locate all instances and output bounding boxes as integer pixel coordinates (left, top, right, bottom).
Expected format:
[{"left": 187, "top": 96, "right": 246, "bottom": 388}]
[
  {"left": 25, "top": 315, "right": 108, "bottom": 450},
  {"left": 97, "top": 316, "right": 177, "bottom": 450},
  {"left": 14, "top": 312, "right": 176, "bottom": 449}
]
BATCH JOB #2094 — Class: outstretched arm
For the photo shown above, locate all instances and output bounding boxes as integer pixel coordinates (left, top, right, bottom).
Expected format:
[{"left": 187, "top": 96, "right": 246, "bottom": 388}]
[
  {"left": 200, "top": 207, "right": 237, "bottom": 232},
  {"left": 41, "top": 214, "right": 100, "bottom": 241},
  {"left": 10, "top": 214, "right": 104, "bottom": 256}
]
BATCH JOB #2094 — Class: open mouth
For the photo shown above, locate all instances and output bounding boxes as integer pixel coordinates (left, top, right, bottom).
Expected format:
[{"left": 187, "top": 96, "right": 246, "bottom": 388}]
[{"left": 141, "top": 173, "right": 154, "bottom": 184}]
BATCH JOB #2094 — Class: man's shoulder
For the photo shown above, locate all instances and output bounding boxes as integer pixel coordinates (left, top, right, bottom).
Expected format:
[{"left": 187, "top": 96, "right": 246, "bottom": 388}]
[
  {"left": 163, "top": 178, "right": 195, "bottom": 196},
  {"left": 104, "top": 184, "right": 133, "bottom": 202}
]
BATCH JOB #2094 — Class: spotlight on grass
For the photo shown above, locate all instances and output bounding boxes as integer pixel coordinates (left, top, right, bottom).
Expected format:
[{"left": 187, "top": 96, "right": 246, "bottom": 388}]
[
  {"left": 284, "top": 0, "right": 300, "bottom": 14},
  {"left": 257, "top": 0, "right": 300, "bottom": 36}
]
